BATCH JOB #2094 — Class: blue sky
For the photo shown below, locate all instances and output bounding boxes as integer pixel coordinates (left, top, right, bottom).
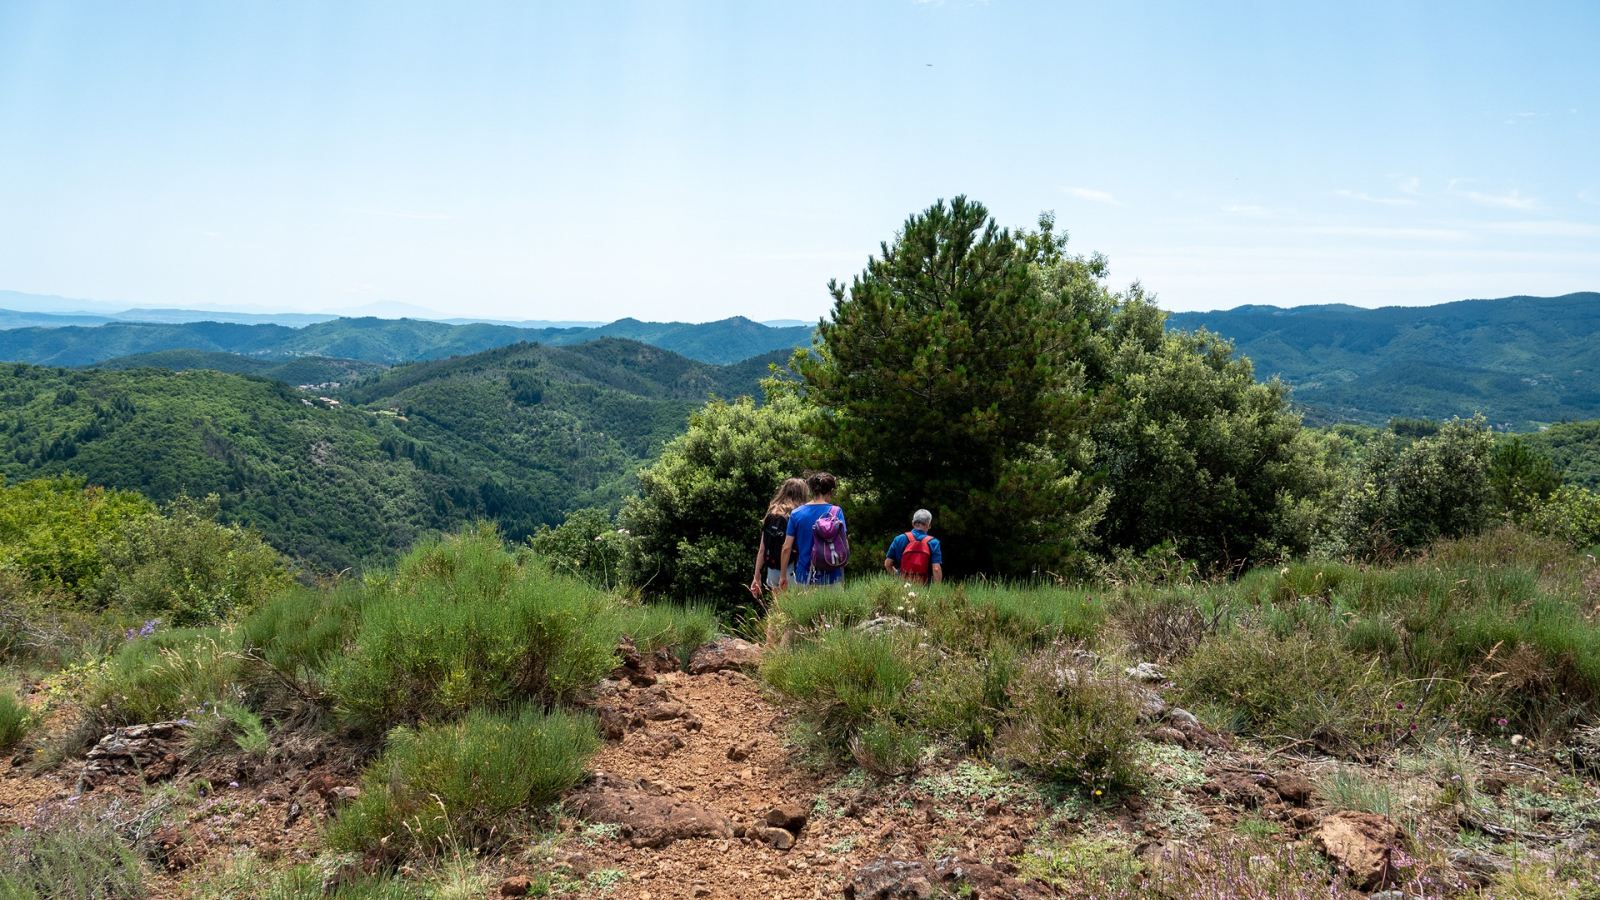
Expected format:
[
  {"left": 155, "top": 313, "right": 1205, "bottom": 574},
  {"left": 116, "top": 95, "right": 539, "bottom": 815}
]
[{"left": 1, "top": 1, "right": 1596, "bottom": 322}]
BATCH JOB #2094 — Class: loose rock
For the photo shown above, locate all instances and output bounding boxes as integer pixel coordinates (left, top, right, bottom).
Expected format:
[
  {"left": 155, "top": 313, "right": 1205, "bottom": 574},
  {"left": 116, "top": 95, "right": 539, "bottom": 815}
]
[
  {"left": 687, "top": 637, "right": 764, "bottom": 674},
  {"left": 1313, "top": 811, "right": 1403, "bottom": 890},
  {"left": 843, "top": 857, "right": 934, "bottom": 900},
  {"left": 571, "top": 775, "right": 733, "bottom": 848},
  {"left": 764, "top": 803, "right": 809, "bottom": 833}
]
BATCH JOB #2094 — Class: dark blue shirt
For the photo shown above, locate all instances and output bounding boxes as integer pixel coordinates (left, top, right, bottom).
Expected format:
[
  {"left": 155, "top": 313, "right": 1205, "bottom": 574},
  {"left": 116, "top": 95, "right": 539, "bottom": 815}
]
[
  {"left": 886, "top": 529, "right": 942, "bottom": 569},
  {"left": 786, "top": 503, "right": 846, "bottom": 584}
]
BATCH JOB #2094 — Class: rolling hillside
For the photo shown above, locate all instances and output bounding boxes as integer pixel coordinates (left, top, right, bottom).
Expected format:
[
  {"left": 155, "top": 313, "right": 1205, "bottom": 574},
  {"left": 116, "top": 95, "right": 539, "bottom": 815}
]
[
  {"left": 1170, "top": 292, "right": 1600, "bottom": 428},
  {"left": 0, "top": 314, "right": 812, "bottom": 367},
  {"left": 0, "top": 340, "right": 772, "bottom": 569},
  {"left": 91, "top": 349, "right": 384, "bottom": 386}
]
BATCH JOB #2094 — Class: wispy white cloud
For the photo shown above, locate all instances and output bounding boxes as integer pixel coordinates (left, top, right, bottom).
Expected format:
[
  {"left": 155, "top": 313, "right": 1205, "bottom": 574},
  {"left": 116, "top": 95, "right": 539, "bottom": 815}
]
[
  {"left": 1333, "top": 189, "right": 1417, "bottom": 206},
  {"left": 1398, "top": 177, "right": 1422, "bottom": 196},
  {"left": 1300, "top": 225, "right": 1469, "bottom": 241},
  {"left": 1578, "top": 189, "right": 1600, "bottom": 205},
  {"left": 1457, "top": 188, "right": 1538, "bottom": 210},
  {"left": 1221, "top": 204, "right": 1281, "bottom": 218},
  {"left": 1062, "top": 186, "right": 1122, "bottom": 205},
  {"left": 1478, "top": 220, "right": 1600, "bottom": 238}
]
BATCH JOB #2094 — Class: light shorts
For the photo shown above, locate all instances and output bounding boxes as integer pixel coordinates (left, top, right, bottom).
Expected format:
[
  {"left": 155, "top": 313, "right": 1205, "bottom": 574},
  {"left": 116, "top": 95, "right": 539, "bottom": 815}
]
[{"left": 764, "top": 565, "right": 795, "bottom": 588}]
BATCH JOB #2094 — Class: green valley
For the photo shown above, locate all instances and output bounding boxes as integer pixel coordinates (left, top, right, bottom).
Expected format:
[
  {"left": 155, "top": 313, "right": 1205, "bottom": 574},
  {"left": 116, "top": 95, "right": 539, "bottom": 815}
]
[{"left": 0, "top": 340, "right": 772, "bottom": 570}]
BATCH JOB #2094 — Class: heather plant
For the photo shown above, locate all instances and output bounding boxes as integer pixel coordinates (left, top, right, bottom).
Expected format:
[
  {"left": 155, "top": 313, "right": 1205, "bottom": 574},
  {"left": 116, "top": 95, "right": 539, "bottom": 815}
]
[
  {"left": 326, "top": 705, "right": 599, "bottom": 857},
  {"left": 994, "top": 650, "right": 1145, "bottom": 792},
  {"left": 0, "top": 812, "right": 145, "bottom": 900}
]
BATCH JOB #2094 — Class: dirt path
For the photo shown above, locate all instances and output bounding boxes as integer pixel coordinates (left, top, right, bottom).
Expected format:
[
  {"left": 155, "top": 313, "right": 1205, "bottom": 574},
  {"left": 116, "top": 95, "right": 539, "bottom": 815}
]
[{"left": 565, "top": 667, "right": 875, "bottom": 900}]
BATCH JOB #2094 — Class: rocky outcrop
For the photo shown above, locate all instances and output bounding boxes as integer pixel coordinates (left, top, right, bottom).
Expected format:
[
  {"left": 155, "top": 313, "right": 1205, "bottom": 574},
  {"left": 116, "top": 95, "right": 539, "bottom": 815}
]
[
  {"left": 1313, "top": 811, "right": 1403, "bottom": 890},
  {"left": 78, "top": 721, "right": 187, "bottom": 791},
  {"left": 570, "top": 774, "right": 733, "bottom": 848},
  {"left": 687, "top": 637, "right": 764, "bottom": 675},
  {"left": 842, "top": 854, "right": 1049, "bottom": 900}
]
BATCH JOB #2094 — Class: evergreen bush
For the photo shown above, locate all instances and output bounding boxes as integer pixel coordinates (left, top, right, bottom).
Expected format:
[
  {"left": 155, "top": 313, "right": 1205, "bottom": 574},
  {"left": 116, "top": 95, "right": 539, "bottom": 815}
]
[{"left": 326, "top": 705, "right": 599, "bottom": 856}]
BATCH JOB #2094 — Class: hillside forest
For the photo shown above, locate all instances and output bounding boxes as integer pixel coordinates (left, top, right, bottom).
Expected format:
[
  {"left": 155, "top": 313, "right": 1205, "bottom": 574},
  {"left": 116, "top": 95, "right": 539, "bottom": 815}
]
[{"left": 2, "top": 197, "right": 1600, "bottom": 899}]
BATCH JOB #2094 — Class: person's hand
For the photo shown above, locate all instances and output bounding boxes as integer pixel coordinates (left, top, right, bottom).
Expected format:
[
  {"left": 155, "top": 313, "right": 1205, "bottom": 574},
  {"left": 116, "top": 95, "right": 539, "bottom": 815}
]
[
  {"left": 777, "top": 574, "right": 788, "bottom": 591},
  {"left": 748, "top": 578, "right": 762, "bottom": 599}
]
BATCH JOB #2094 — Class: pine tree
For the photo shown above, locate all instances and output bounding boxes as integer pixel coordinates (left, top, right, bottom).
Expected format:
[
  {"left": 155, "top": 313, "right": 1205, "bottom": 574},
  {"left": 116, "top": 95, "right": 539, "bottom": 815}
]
[{"left": 798, "top": 197, "right": 1104, "bottom": 577}]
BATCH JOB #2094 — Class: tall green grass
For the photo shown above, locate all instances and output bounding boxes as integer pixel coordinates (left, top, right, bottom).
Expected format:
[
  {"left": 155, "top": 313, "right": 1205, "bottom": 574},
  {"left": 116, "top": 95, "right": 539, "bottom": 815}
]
[{"left": 0, "top": 690, "right": 29, "bottom": 753}]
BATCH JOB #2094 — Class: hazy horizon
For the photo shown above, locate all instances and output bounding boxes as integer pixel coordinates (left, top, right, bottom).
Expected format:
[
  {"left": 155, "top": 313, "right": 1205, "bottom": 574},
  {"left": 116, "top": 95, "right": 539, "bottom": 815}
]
[{"left": 2, "top": 1, "right": 1596, "bottom": 321}]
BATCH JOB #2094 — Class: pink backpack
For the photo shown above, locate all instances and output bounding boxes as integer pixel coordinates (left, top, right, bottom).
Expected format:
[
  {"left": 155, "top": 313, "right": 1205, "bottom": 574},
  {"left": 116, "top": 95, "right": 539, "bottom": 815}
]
[{"left": 809, "top": 506, "right": 849, "bottom": 571}]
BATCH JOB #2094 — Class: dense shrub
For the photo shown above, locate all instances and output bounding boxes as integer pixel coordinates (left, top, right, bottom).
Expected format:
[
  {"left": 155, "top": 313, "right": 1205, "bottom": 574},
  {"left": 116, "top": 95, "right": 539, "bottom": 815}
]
[
  {"left": 237, "top": 582, "right": 364, "bottom": 715},
  {"left": 328, "top": 528, "right": 617, "bottom": 730},
  {"left": 326, "top": 705, "right": 599, "bottom": 856},
  {"left": 0, "top": 814, "right": 145, "bottom": 900},
  {"left": 621, "top": 390, "right": 815, "bottom": 605},
  {"left": 529, "top": 507, "right": 636, "bottom": 591},
  {"left": 762, "top": 628, "right": 926, "bottom": 764},
  {"left": 0, "top": 476, "right": 153, "bottom": 594},
  {"left": 90, "top": 494, "right": 290, "bottom": 626},
  {"left": 1335, "top": 416, "right": 1495, "bottom": 557},
  {"left": 0, "top": 689, "right": 30, "bottom": 753},
  {"left": 1528, "top": 485, "right": 1600, "bottom": 548},
  {"left": 995, "top": 651, "right": 1144, "bottom": 792}
]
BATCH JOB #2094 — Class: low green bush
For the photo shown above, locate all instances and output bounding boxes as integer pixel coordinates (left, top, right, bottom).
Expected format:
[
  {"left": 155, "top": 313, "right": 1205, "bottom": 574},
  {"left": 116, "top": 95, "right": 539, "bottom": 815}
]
[
  {"left": 615, "top": 601, "right": 719, "bottom": 661},
  {"left": 1177, "top": 624, "right": 1399, "bottom": 752},
  {"left": 762, "top": 628, "right": 927, "bottom": 767},
  {"left": 237, "top": 582, "right": 364, "bottom": 715},
  {"left": 0, "top": 815, "right": 145, "bottom": 900},
  {"left": 87, "top": 627, "right": 238, "bottom": 727},
  {"left": 0, "top": 690, "right": 30, "bottom": 753},
  {"left": 995, "top": 652, "right": 1145, "bottom": 793},
  {"left": 327, "top": 705, "right": 599, "bottom": 856},
  {"left": 328, "top": 529, "right": 618, "bottom": 731}
]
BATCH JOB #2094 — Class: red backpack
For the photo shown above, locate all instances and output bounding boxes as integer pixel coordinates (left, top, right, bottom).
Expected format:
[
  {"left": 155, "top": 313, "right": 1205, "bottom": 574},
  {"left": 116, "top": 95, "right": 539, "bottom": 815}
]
[{"left": 899, "top": 532, "right": 932, "bottom": 581}]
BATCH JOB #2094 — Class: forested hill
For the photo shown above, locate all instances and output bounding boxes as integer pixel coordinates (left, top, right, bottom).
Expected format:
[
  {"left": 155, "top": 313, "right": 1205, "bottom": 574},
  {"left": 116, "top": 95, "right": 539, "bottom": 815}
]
[
  {"left": 1169, "top": 292, "right": 1600, "bottom": 428},
  {"left": 0, "top": 340, "right": 771, "bottom": 570},
  {"left": 0, "top": 314, "right": 812, "bottom": 367}
]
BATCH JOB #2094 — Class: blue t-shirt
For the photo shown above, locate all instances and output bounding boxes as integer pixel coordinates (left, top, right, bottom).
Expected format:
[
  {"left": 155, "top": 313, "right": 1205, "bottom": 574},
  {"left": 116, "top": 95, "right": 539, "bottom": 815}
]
[
  {"left": 786, "top": 503, "right": 846, "bottom": 584},
  {"left": 886, "top": 529, "right": 942, "bottom": 570}
]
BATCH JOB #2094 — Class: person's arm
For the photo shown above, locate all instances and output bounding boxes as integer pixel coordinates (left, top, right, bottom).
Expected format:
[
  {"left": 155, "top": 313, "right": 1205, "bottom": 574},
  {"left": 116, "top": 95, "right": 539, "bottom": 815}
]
[
  {"left": 884, "top": 533, "right": 902, "bottom": 576},
  {"left": 930, "top": 538, "right": 943, "bottom": 584},
  {"left": 750, "top": 535, "right": 766, "bottom": 598},
  {"left": 931, "top": 563, "right": 943, "bottom": 584},
  {"left": 778, "top": 535, "right": 796, "bottom": 589}
]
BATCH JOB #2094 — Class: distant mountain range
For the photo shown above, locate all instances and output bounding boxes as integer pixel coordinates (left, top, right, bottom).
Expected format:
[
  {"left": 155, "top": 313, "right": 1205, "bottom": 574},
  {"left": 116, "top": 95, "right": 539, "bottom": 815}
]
[
  {"left": 1170, "top": 292, "right": 1600, "bottom": 429},
  {"left": 0, "top": 313, "right": 813, "bottom": 367},
  {"left": 6, "top": 288, "right": 1600, "bottom": 427}
]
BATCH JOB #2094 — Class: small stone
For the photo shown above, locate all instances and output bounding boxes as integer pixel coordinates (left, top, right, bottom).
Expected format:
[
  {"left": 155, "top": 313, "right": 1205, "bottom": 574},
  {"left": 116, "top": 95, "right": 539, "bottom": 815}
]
[
  {"left": 1125, "top": 661, "right": 1166, "bottom": 682},
  {"left": 1274, "top": 773, "right": 1314, "bottom": 805},
  {"left": 499, "top": 875, "right": 532, "bottom": 897},
  {"left": 756, "top": 825, "right": 796, "bottom": 850},
  {"left": 1167, "top": 707, "right": 1201, "bottom": 729},
  {"left": 765, "top": 803, "right": 809, "bottom": 833},
  {"left": 727, "top": 742, "right": 752, "bottom": 762}
]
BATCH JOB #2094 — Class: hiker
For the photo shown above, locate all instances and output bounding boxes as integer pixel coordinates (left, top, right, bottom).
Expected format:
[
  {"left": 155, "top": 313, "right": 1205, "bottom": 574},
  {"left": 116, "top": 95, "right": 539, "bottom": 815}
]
[
  {"left": 884, "top": 508, "right": 943, "bottom": 584},
  {"left": 778, "top": 471, "right": 848, "bottom": 589},
  {"left": 749, "top": 477, "right": 808, "bottom": 598}
]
